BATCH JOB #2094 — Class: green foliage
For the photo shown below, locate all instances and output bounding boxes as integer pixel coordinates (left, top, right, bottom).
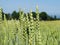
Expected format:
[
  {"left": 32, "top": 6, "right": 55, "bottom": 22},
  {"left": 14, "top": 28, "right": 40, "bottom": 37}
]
[
  {"left": 39, "top": 12, "right": 48, "bottom": 20},
  {"left": 11, "top": 11, "right": 19, "bottom": 20}
]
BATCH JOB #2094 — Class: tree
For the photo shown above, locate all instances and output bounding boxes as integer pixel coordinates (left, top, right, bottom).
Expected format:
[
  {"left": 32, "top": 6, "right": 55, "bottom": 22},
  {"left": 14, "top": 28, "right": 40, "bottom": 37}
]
[
  {"left": 32, "top": 12, "right": 36, "bottom": 18},
  {"left": 54, "top": 15, "right": 57, "bottom": 20},
  {"left": 39, "top": 12, "right": 48, "bottom": 20},
  {"left": 5, "top": 13, "right": 11, "bottom": 20},
  {"left": 2, "top": 11, "right": 4, "bottom": 20},
  {"left": 32, "top": 12, "right": 37, "bottom": 21},
  {"left": 11, "top": 11, "right": 19, "bottom": 20}
]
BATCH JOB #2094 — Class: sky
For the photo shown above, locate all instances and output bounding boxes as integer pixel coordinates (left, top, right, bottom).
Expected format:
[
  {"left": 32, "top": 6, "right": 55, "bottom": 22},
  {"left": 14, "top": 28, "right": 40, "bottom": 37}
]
[{"left": 0, "top": 0, "right": 60, "bottom": 17}]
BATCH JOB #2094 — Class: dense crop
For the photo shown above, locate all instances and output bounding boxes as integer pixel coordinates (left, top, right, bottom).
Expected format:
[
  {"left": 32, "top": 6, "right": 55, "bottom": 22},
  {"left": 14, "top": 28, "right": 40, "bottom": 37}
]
[{"left": 0, "top": 7, "right": 60, "bottom": 45}]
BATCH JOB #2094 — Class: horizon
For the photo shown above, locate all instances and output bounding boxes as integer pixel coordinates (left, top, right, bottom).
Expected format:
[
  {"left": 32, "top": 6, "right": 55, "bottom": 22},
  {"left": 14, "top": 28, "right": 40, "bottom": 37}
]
[{"left": 0, "top": 0, "right": 60, "bottom": 17}]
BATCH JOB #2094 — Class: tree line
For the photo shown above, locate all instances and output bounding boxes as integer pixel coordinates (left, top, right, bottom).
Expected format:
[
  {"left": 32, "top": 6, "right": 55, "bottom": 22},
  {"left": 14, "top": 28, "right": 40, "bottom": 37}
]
[{"left": 2, "top": 10, "right": 60, "bottom": 21}]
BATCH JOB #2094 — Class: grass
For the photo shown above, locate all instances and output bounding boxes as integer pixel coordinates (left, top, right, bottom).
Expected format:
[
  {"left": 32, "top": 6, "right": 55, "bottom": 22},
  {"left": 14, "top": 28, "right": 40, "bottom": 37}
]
[{"left": 0, "top": 20, "right": 60, "bottom": 45}]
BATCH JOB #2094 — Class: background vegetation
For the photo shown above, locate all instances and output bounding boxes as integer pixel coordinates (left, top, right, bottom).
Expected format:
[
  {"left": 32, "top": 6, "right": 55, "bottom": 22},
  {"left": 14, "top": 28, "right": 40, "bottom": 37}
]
[{"left": 2, "top": 9, "right": 60, "bottom": 21}]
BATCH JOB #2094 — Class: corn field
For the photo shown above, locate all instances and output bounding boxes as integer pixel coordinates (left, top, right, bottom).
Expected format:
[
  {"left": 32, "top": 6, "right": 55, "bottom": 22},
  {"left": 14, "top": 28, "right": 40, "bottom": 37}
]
[{"left": 0, "top": 7, "right": 60, "bottom": 45}]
